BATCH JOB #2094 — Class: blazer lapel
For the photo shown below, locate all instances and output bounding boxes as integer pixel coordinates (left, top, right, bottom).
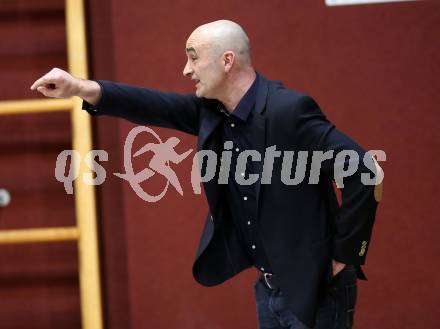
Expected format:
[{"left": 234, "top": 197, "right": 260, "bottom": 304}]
[
  {"left": 253, "top": 74, "right": 269, "bottom": 213},
  {"left": 197, "top": 101, "right": 224, "bottom": 216},
  {"left": 198, "top": 100, "right": 223, "bottom": 151}
]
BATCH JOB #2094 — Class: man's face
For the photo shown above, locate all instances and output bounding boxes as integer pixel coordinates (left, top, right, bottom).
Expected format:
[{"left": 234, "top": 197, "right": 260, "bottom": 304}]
[{"left": 183, "top": 33, "right": 224, "bottom": 99}]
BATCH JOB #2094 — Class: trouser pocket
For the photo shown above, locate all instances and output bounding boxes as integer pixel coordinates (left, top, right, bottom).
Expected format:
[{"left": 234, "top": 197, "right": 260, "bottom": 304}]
[{"left": 328, "top": 266, "right": 357, "bottom": 329}]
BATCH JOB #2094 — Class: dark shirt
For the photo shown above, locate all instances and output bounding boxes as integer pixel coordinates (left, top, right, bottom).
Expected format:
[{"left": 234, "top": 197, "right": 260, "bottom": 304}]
[{"left": 219, "top": 74, "right": 273, "bottom": 274}]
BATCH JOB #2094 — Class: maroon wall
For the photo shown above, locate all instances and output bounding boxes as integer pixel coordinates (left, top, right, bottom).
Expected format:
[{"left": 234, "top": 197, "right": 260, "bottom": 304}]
[{"left": 88, "top": 1, "right": 440, "bottom": 328}]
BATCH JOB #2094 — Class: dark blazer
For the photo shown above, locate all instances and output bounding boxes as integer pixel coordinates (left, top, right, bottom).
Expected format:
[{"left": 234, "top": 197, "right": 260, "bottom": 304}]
[{"left": 85, "top": 74, "right": 380, "bottom": 328}]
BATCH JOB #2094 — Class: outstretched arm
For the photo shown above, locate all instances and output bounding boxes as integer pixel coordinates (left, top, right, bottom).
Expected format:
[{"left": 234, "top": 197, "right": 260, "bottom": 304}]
[{"left": 31, "top": 68, "right": 201, "bottom": 136}]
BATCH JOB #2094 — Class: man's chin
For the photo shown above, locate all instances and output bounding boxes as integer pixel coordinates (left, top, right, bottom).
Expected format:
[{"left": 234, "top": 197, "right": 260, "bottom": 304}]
[
  {"left": 195, "top": 88, "right": 205, "bottom": 98},
  {"left": 195, "top": 88, "right": 215, "bottom": 99}
]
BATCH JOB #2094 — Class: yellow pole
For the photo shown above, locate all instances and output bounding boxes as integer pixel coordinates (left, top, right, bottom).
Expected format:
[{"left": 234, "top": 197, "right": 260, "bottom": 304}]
[
  {"left": 0, "top": 98, "right": 73, "bottom": 116},
  {"left": 65, "top": 1, "right": 103, "bottom": 329},
  {"left": 0, "top": 227, "right": 79, "bottom": 245}
]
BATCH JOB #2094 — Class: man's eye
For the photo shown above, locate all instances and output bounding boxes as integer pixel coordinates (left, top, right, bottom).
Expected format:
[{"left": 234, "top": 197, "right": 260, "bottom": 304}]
[{"left": 191, "top": 57, "right": 197, "bottom": 61}]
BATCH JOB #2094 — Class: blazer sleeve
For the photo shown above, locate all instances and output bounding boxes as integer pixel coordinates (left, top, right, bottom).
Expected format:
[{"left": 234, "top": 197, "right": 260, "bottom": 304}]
[
  {"left": 82, "top": 80, "right": 201, "bottom": 136},
  {"left": 292, "top": 95, "right": 383, "bottom": 265}
]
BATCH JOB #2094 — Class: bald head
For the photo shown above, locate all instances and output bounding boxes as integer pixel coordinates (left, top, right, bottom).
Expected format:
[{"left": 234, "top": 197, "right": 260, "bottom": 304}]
[
  {"left": 183, "top": 20, "right": 256, "bottom": 103},
  {"left": 188, "top": 20, "right": 252, "bottom": 67}
]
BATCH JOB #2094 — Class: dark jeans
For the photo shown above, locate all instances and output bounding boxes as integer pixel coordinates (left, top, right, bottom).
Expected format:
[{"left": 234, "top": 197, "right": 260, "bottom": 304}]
[{"left": 254, "top": 265, "right": 357, "bottom": 329}]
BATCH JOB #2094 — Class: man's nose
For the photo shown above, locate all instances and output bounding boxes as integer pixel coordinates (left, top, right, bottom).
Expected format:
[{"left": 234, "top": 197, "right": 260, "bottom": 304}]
[{"left": 182, "top": 60, "right": 192, "bottom": 77}]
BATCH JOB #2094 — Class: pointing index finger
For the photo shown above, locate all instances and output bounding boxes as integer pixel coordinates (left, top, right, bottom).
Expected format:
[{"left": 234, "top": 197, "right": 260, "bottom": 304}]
[
  {"left": 30, "top": 73, "right": 56, "bottom": 90},
  {"left": 30, "top": 76, "right": 47, "bottom": 90}
]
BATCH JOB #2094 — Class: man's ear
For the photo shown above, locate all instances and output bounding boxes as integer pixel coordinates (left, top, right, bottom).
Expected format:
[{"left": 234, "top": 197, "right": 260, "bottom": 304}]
[{"left": 223, "top": 51, "right": 235, "bottom": 72}]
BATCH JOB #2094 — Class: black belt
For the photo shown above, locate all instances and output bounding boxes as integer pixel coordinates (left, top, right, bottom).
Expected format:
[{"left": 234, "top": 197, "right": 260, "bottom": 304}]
[{"left": 259, "top": 272, "right": 280, "bottom": 290}]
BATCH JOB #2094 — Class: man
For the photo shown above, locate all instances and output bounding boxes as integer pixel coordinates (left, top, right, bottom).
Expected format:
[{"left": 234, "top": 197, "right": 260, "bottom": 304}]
[{"left": 31, "top": 20, "right": 383, "bottom": 329}]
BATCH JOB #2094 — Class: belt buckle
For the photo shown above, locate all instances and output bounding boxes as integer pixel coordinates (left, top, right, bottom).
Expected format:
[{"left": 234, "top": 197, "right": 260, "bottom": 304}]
[{"left": 263, "top": 273, "right": 273, "bottom": 289}]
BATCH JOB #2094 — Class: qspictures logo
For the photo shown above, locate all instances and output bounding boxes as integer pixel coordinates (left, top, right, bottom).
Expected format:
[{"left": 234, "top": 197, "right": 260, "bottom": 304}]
[{"left": 55, "top": 126, "right": 385, "bottom": 202}]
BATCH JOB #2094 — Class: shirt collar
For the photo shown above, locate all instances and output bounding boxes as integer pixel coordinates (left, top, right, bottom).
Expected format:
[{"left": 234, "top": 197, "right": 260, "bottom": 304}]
[{"left": 219, "top": 73, "right": 259, "bottom": 123}]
